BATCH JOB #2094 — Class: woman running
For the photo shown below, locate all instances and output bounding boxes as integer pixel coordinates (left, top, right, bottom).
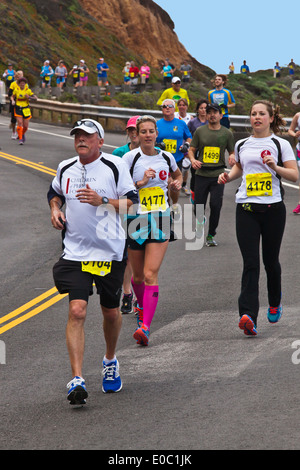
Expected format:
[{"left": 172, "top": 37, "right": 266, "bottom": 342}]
[
  {"left": 122, "top": 115, "right": 182, "bottom": 345},
  {"left": 13, "top": 77, "right": 37, "bottom": 144},
  {"left": 218, "top": 100, "right": 298, "bottom": 336}
]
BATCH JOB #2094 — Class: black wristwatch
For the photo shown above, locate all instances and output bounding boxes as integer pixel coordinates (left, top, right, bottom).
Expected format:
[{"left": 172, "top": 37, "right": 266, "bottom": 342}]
[{"left": 102, "top": 196, "right": 109, "bottom": 204}]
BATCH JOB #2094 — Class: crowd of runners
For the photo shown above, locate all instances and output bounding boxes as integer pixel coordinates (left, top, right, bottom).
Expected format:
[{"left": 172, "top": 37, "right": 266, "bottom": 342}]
[{"left": 2, "top": 59, "right": 300, "bottom": 405}]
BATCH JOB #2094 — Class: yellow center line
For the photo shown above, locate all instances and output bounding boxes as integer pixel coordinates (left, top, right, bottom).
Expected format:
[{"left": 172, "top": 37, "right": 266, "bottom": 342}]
[
  {"left": 0, "top": 287, "right": 67, "bottom": 335},
  {"left": 0, "top": 151, "right": 56, "bottom": 176}
]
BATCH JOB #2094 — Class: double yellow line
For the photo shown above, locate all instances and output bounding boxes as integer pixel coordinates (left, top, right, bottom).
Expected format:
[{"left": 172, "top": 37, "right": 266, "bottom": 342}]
[
  {"left": 0, "top": 151, "right": 56, "bottom": 176},
  {"left": 0, "top": 287, "right": 68, "bottom": 335},
  {"left": 0, "top": 153, "right": 64, "bottom": 334}
]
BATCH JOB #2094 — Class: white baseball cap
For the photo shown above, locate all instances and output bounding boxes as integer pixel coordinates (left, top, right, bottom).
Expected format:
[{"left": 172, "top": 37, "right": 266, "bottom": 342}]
[
  {"left": 172, "top": 76, "right": 181, "bottom": 84},
  {"left": 70, "top": 119, "right": 104, "bottom": 138}
]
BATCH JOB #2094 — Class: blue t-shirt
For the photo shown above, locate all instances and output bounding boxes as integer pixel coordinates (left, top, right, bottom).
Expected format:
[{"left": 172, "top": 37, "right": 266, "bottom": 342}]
[
  {"left": 97, "top": 62, "right": 109, "bottom": 77},
  {"left": 207, "top": 88, "right": 235, "bottom": 118},
  {"left": 156, "top": 118, "right": 192, "bottom": 162}
]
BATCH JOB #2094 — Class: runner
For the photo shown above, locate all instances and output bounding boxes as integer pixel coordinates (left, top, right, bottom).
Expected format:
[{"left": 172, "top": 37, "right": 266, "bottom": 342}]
[
  {"left": 122, "top": 61, "right": 131, "bottom": 85},
  {"left": 79, "top": 60, "right": 89, "bottom": 86},
  {"left": 129, "top": 61, "right": 139, "bottom": 85},
  {"left": 48, "top": 118, "right": 138, "bottom": 404},
  {"left": 160, "top": 60, "right": 174, "bottom": 86},
  {"left": 69, "top": 65, "right": 80, "bottom": 88},
  {"left": 240, "top": 60, "right": 250, "bottom": 75},
  {"left": 288, "top": 111, "right": 300, "bottom": 213},
  {"left": 175, "top": 98, "right": 193, "bottom": 196},
  {"left": 12, "top": 77, "right": 37, "bottom": 145},
  {"left": 187, "top": 99, "right": 209, "bottom": 202},
  {"left": 112, "top": 115, "right": 141, "bottom": 314},
  {"left": 96, "top": 57, "right": 109, "bottom": 87},
  {"left": 40, "top": 60, "right": 54, "bottom": 88},
  {"left": 55, "top": 60, "right": 66, "bottom": 89},
  {"left": 2, "top": 63, "right": 15, "bottom": 88},
  {"left": 156, "top": 98, "right": 192, "bottom": 171},
  {"left": 180, "top": 60, "right": 192, "bottom": 84},
  {"left": 157, "top": 77, "right": 190, "bottom": 112},
  {"left": 188, "top": 103, "right": 235, "bottom": 246},
  {"left": 122, "top": 115, "right": 182, "bottom": 346},
  {"left": 139, "top": 61, "right": 151, "bottom": 84},
  {"left": 8, "top": 70, "right": 26, "bottom": 139},
  {"left": 207, "top": 74, "right": 235, "bottom": 128},
  {"left": 218, "top": 100, "right": 298, "bottom": 336}
]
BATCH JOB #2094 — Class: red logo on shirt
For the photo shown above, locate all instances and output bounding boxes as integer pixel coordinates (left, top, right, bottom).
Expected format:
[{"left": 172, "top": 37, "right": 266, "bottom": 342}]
[
  {"left": 159, "top": 170, "right": 168, "bottom": 180},
  {"left": 261, "top": 150, "right": 271, "bottom": 159}
]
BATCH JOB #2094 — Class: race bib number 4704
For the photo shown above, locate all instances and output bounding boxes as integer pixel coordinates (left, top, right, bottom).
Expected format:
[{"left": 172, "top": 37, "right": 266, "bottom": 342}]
[{"left": 81, "top": 261, "right": 112, "bottom": 276}]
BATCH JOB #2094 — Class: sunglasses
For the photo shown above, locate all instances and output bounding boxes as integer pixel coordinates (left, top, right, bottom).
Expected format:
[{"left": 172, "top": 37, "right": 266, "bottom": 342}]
[
  {"left": 162, "top": 104, "right": 174, "bottom": 109},
  {"left": 72, "top": 120, "right": 102, "bottom": 137}
]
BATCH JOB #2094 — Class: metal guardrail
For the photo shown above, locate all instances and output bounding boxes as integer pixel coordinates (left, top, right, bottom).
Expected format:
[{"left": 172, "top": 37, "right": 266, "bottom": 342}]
[{"left": 5, "top": 96, "right": 293, "bottom": 130}]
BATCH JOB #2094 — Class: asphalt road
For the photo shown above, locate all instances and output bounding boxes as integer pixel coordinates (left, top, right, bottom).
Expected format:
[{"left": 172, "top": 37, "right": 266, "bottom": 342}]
[{"left": 1, "top": 115, "right": 300, "bottom": 452}]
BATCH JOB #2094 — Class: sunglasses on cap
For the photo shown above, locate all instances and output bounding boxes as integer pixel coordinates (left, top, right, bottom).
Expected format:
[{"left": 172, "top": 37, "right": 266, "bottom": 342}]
[{"left": 72, "top": 120, "right": 102, "bottom": 137}]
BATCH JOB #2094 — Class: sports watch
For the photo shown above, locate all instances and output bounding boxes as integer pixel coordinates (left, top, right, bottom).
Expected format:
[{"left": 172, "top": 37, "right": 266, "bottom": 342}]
[{"left": 102, "top": 196, "right": 109, "bottom": 204}]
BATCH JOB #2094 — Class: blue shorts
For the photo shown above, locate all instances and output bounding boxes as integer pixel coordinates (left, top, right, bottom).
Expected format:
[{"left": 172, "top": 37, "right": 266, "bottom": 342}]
[{"left": 56, "top": 76, "right": 65, "bottom": 85}]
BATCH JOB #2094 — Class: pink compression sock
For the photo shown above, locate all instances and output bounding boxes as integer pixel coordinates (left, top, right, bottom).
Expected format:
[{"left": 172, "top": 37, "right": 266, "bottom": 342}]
[
  {"left": 142, "top": 285, "right": 159, "bottom": 329},
  {"left": 131, "top": 279, "right": 145, "bottom": 308}
]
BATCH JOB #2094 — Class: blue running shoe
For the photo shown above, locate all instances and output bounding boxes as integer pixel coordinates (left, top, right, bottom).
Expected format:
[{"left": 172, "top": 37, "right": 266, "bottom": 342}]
[
  {"left": 267, "top": 304, "right": 282, "bottom": 323},
  {"left": 133, "top": 324, "right": 150, "bottom": 346},
  {"left": 67, "top": 376, "right": 88, "bottom": 405},
  {"left": 102, "top": 358, "right": 122, "bottom": 393},
  {"left": 239, "top": 314, "right": 257, "bottom": 336}
]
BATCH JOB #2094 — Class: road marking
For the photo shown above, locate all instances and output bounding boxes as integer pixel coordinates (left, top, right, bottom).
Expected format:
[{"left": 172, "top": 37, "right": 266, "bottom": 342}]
[
  {"left": 0, "top": 151, "right": 57, "bottom": 176},
  {"left": 0, "top": 120, "right": 117, "bottom": 148},
  {"left": 0, "top": 287, "right": 67, "bottom": 335}
]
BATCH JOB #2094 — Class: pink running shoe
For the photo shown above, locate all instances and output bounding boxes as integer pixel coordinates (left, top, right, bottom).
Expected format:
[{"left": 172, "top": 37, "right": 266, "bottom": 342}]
[{"left": 293, "top": 204, "right": 300, "bottom": 214}]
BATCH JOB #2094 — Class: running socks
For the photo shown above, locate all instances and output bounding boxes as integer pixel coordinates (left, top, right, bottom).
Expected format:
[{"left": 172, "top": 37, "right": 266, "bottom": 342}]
[
  {"left": 131, "top": 279, "right": 145, "bottom": 308},
  {"left": 17, "top": 125, "right": 23, "bottom": 140},
  {"left": 142, "top": 285, "right": 159, "bottom": 329}
]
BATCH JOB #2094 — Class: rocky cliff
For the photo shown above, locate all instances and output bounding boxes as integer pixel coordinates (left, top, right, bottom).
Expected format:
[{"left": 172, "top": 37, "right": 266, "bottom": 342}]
[{"left": 0, "top": 0, "right": 212, "bottom": 84}]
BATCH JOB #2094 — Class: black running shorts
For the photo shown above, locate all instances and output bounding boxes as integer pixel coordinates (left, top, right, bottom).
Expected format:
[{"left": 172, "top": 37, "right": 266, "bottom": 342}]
[{"left": 53, "top": 258, "right": 126, "bottom": 308}]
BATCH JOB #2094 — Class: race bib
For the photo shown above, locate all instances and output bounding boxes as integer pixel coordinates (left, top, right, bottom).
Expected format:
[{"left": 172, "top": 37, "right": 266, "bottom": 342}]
[
  {"left": 130, "top": 72, "right": 135, "bottom": 78},
  {"left": 80, "top": 72, "right": 85, "bottom": 77},
  {"left": 45, "top": 76, "right": 50, "bottom": 81},
  {"left": 246, "top": 173, "right": 272, "bottom": 197},
  {"left": 22, "top": 107, "right": 31, "bottom": 118},
  {"left": 81, "top": 261, "right": 112, "bottom": 276},
  {"left": 203, "top": 146, "right": 220, "bottom": 164},
  {"left": 139, "top": 186, "right": 166, "bottom": 212},
  {"left": 163, "top": 139, "right": 177, "bottom": 153},
  {"left": 8, "top": 76, "right": 12, "bottom": 81}
]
